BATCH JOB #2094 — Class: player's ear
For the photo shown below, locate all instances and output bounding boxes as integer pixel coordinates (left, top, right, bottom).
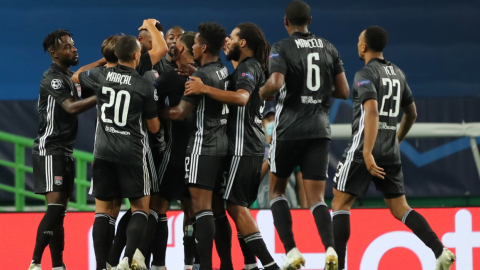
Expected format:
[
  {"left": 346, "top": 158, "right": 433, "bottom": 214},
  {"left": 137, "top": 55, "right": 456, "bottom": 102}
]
[
  {"left": 201, "top": 44, "right": 207, "bottom": 53},
  {"left": 308, "top": 16, "right": 312, "bottom": 25},
  {"left": 284, "top": 16, "right": 289, "bottom": 27},
  {"left": 240, "top": 39, "right": 247, "bottom": 49}
]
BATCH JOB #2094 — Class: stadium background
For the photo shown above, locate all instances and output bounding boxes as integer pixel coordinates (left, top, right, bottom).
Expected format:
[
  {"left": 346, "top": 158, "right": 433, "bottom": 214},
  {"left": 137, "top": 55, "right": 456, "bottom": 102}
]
[{"left": 0, "top": 0, "right": 479, "bottom": 269}]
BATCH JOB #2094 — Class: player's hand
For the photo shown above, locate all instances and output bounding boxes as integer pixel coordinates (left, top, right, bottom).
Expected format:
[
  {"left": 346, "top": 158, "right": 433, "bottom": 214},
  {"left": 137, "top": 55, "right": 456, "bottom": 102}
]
[
  {"left": 184, "top": 76, "right": 205, "bottom": 96},
  {"left": 222, "top": 37, "right": 231, "bottom": 55},
  {"left": 176, "top": 64, "right": 197, "bottom": 77},
  {"left": 364, "top": 153, "right": 385, "bottom": 179},
  {"left": 139, "top": 19, "right": 160, "bottom": 31},
  {"left": 97, "top": 58, "right": 107, "bottom": 66},
  {"left": 259, "top": 86, "right": 274, "bottom": 101}
]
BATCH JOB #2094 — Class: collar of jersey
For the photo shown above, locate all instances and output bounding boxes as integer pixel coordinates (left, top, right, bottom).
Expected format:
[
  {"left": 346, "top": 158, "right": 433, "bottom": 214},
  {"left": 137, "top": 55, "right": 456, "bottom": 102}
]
[
  {"left": 51, "top": 63, "right": 72, "bottom": 75},
  {"left": 368, "top": 58, "right": 388, "bottom": 65},
  {"left": 291, "top": 31, "right": 312, "bottom": 38},
  {"left": 116, "top": 63, "right": 136, "bottom": 72},
  {"left": 201, "top": 58, "right": 222, "bottom": 68}
]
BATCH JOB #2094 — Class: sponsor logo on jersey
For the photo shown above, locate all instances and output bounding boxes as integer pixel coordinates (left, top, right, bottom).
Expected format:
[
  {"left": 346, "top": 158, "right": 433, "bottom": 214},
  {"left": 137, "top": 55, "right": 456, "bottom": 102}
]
[
  {"left": 378, "top": 122, "right": 397, "bottom": 130},
  {"left": 269, "top": 53, "right": 279, "bottom": 59},
  {"left": 154, "top": 89, "right": 158, "bottom": 101},
  {"left": 301, "top": 96, "right": 322, "bottom": 104},
  {"left": 357, "top": 79, "right": 371, "bottom": 87},
  {"left": 51, "top": 79, "right": 63, "bottom": 89},
  {"left": 54, "top": 176, "right": 63, "bottom": 185},
  {"left": 43, "top": 231, "right": 54, "bottom": 236},
  {"left": 242, "top": 72, "right": 254, "bottom": 81},
  {"left": 220, "top": 119, "right": 228, "bottom": 125},
  {"left": 105, "top": 126, "right": 131, "bottom": 135}
]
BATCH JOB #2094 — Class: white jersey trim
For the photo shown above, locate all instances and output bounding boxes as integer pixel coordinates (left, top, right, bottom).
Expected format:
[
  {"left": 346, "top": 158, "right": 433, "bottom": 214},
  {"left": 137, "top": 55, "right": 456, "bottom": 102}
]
[{"left": 269, "top": 84, "right": 287, "bottom": 173}]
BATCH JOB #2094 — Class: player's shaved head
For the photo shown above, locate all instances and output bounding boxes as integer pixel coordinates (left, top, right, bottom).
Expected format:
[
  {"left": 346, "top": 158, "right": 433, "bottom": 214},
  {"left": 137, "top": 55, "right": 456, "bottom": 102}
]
[
  {"left": 285, "top": 1, "right": 311, "bottom": 26},
  {"left": 364, "top": 26, "right": 388, "bottom": 52},
  {"left": 101, "top": 35, "right": 121, "bottom": 63},
  {"left": 167, "top": 26, "right": 184, "bottom": 35},
  {"left": 115, "top": 35, "right": 140, "bottom": 62}
]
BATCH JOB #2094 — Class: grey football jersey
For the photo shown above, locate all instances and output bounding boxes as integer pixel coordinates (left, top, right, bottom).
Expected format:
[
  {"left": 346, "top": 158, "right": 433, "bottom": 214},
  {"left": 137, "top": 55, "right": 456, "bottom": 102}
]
[{"left": 342, "top": 58, "right": 414, "bottom": 165}]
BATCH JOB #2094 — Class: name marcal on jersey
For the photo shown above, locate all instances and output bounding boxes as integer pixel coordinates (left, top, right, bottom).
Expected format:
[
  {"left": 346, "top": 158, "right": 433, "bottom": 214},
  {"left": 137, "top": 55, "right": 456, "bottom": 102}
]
[
  {"left": 106, "top": 71, "right": 132, "bottom": 85},
  {"left": 295, "top": 38, "right": 324, "bottom": 49}
]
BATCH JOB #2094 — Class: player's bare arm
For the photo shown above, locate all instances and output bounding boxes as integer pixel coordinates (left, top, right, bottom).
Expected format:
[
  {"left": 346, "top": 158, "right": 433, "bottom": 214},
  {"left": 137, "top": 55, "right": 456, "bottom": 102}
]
[
  {"left": 185, "top": 76, "right": 250, "bottom": 106},
  {"left": 362, "top": 99, "right": 385, "bottom": 179},
  {"left": 71, "top": 58, "right": 106, "bottom": 83},
  {"left": 60, "top": 95, "right": 96, "bottom": 115},
  {"left": 140, "top": 19, "right": 168, "bottom": 65},
  {"left": 147, "top": 117, "right": 160, "bottom": 134},
  {"left": 176, "top": 63, "right": 197, "bottom": 76},
  {"left": 160, "top": 99, "right": 196, "bottom": 121},
  {"left": 397, "top": 101, "right": 417, "bottom": 144},
  {"left": 331, "top": 72, "right": 350, "bottom": 100},
  {"left": 259, "top": 72, "right": 284, "bottom": 100}
]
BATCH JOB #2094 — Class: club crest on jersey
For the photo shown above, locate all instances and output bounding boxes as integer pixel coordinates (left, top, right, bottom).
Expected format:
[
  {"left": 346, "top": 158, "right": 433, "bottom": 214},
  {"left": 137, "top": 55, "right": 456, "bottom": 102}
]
[
  {"left": 357, "top": 79, "right": 371, "bottom": 87},
  {"left": 242, "top": 72, "right": 254, "bottom": 81},
  {"left": 51, "top": 79, "right": 63, "bottom": 89},
  {"left": 54, "top": 176, "right": 63, "bottom": 186},
  {"left": 269, "top": 53, "right": 279, "bottom": 59}
]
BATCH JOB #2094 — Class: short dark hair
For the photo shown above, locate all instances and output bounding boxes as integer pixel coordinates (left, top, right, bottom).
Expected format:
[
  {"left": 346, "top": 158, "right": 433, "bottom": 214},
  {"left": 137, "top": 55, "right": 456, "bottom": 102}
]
[
  {"left": 365, "top": 26, "right": 389, "bottom": 52},
  {"left": 198, "top": 22, "right": 226, "bottom": 55},
  {"left": 115, "top": 35, "right": 140, "bottom": 62},
  {"left": 180, "top": 31, "right": 196, "bottom": 55},
  {"left": 101, "top": 35, "right": 121, "bottom": 63},
  {"left": 138, "top": 22, "right": 164, "bottom": 34},
  {"left": 285, "top": 1, "right": 311, "bottom": 26},
  {"left": 43, "top": 29, "right": 73, "bottom": 52},
  {"left": 167, "top": 26, "right": 185, "bottom": 34}
]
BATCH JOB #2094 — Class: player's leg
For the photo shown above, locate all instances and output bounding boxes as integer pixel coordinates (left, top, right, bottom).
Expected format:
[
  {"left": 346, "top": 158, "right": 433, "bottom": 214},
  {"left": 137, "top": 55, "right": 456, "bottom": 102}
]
[
  {"left": 108, "top": 209, "right": 132, "bottom": 267},
  {"left": 186, "top": 154, "right": 224, "bottom": 270},
  {"left": 189, "top": 186, "right": 214, "bottom": 270},
  {"left": 181, "top": 197, "right": 196, "bottom": 270},
  {"left": 116, "top": 163, "right": 151, "bottom": 270},
  {"left": 376, "top": 165, "right": 455, "bottom": 269},
  {"left": 224, "top": 156, "right": 279, "bottom": 270},
  {"left": 331, "top": 189, "right": 356, "bottom": 270},
  {"left": 150, "top": 194, "right": 170, "bottom": 270},
  {"left": 332, "top": 157, "right": 374, "bottom": 270},
  {"left": 384, "top": 195, "right": 455, "bottom": 269},
  {"left": 237, "top": 230, "right": 258, "bottom": 270},
  {"left": 30, "top": 155, "right": 69, "bottom": 270},
  {"left": 269, "top": 139, "right": 300, "bottom": 266},
  {"left": 212, "top": 193, "right": 233, "bottom": 270},
  {"left": 298, "top": 139, "right": 336, "bottom": 269},
  {"left": 93, "top": 198, "right": 122, "bottom": 270}
]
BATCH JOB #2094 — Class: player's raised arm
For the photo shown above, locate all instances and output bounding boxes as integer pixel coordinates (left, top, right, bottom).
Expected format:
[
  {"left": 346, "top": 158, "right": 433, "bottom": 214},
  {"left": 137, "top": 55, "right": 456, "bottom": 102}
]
[
  {"left": 72, "top": 58, "right": 106, "bottom": 83},
  {"left": 139, "top": 19, "right": 168, "bottom": 65},
  {"left": 185, "top": 76, "right": 249, "bottom": 107}
]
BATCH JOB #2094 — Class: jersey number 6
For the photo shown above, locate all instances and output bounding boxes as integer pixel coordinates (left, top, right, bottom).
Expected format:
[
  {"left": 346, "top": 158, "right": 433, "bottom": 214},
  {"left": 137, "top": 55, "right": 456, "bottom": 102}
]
[
  {"left": 101, "top": 87, "right": 131, "bottom": 127},
  {"left": 307, "top": 52, "right": 321, "bottom": 91}
]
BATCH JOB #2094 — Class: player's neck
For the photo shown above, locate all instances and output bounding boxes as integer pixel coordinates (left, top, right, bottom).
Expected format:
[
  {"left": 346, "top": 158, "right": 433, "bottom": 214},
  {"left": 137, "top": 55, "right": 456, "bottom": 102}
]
[
  {"left": 166, "top": 53, "right": 173, "bottom": 62},
  {"left": 106, "top": 62, "right": 117, "bottom": 68},
  {"left": 118, "top": 60, "right": 136, "bottom": 69},
  {"left": 176, "top": 55, "right": 194, "bottom": 66},
  {"left": 237, "top": 50, "right": 254, "bottom": 63},
  {"left": 364, "top": 52, "right": 384, "bottom": 65},
  {"left": 287, "top": 26, "right": 309, "bottom": 36},
  {"left": 53, "top": 60, "right": 70, "bottom": 71},
  {"left": 200, "top": 54, "right": 219, "bottom": 67}
]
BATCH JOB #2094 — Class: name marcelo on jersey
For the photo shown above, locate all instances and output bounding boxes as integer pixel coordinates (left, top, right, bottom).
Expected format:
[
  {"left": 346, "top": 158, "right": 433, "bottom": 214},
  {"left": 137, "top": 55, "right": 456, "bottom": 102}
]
[
  {"left": 106, "top": 71, "right": 132, "bottom": 85},
  {"left": 295, "top": 38, "right": 324, "bottom": 49}
]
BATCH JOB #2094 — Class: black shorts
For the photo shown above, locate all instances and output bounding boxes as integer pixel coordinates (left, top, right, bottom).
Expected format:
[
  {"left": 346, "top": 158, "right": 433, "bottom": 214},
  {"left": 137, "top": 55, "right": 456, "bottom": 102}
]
[
  {"left": 32, "top": 155, "right": 75, "bottom": 195},
  {"left": 223, "top": 156, "right": 263, "bottom": 207},
  {"left": 269, "top": 138, "right": 330, "bottom": 180},
  {"left": 185, "top": 154, "right": 226, "bottom": 192},
  {"left": 147, "top": 147, "right": 163, "bottom": 194},
  {"left": 333, "top": 158, "right": 405, "bottom": 199},
  {"left": 158, "top": 161, "right": 189, "bottom": 201},
  {"left": 92, "top": 158, "right": 151, "bottom": 199}
]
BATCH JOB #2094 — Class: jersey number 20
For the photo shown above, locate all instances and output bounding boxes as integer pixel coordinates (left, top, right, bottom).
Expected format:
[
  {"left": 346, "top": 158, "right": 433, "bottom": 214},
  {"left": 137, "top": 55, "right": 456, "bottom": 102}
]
[
  {"left": 101, "top": 87, "right": 131, "bottom": 126},
  {"left": 380, "top": 78, "right": 401, "bottom": 117}
]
